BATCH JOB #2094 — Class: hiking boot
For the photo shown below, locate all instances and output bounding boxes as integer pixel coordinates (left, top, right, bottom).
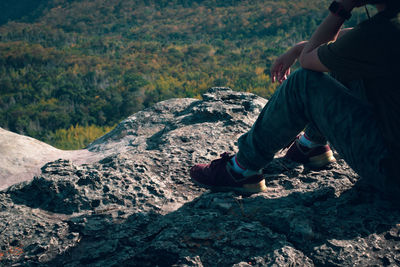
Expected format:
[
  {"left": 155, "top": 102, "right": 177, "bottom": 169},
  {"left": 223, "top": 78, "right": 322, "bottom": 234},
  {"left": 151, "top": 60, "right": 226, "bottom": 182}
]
[
  {"left": 284, "top": 137, "right": 336, "bottom": 169},
  {"left": 190, "top": 152, "right": 267, "bottom": 194}
]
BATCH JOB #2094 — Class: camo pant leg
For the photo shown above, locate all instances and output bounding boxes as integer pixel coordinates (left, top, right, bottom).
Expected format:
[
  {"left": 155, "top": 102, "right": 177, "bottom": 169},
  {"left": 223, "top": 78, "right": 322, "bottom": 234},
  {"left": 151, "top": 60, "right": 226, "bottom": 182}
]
[
  {"left": 303, "top": 124, "right": 327, "bottom": 145},
  {"left": 303, "top": 73, "right": 370, "bottom": 145},
  {"left": 236, "top": 68, "right": 390, "bottom": 191}
]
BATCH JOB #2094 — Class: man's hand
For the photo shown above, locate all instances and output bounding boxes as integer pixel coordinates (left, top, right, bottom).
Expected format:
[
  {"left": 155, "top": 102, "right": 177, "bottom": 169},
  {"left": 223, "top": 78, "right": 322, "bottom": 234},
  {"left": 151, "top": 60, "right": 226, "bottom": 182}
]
[
  {"left": 270, "top": 52, "right": 295, "bottom": 83},
  {"left": 271, "top": 41, "right": 307, "bottom": 83}
]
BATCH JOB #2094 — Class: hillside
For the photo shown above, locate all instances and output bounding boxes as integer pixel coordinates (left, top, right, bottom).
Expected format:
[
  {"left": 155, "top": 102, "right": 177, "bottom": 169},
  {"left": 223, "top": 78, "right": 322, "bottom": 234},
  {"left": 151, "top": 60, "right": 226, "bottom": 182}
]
[{"left": 0, "top": 0, "right": 370, "bottom": 149}]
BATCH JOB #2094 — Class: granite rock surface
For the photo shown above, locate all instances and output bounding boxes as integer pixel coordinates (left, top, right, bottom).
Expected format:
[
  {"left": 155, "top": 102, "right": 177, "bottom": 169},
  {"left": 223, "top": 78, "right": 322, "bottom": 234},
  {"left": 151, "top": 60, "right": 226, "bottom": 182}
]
[{"left": 1, "top": 88, "right": 400, "bottom": 267}]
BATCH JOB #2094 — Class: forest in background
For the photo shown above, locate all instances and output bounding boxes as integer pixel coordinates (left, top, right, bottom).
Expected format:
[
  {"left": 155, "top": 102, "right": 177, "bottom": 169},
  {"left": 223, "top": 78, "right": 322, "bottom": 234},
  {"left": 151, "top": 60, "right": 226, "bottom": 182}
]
[{"left": 0, "top": 0, "right": 371, "bottom": 149}]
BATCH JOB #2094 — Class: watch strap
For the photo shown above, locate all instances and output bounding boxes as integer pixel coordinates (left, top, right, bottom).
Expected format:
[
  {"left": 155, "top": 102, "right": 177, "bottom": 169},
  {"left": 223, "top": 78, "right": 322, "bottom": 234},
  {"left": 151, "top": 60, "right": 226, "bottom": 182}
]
[{"left": 329, "top": 1, "right": 352, "bottom": 20}]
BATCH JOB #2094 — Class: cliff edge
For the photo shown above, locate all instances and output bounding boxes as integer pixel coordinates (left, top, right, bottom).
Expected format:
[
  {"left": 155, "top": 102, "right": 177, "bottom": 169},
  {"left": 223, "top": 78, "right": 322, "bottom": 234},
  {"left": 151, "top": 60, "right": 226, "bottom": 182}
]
[{"left": 1, "top": 88, "right": 399, "bottom": 266}]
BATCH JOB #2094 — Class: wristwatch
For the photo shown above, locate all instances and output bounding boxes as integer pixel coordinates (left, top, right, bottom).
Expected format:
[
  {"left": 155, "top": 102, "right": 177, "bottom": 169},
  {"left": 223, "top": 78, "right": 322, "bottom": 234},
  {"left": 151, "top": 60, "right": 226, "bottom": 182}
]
[{"left": 329, "top": 1, "right": 352, "bottom": 20}]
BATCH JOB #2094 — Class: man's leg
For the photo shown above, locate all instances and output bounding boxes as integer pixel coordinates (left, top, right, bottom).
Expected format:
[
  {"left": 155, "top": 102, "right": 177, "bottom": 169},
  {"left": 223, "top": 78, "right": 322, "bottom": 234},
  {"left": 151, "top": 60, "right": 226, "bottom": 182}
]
[
  {"left": 236, "top": 68, "right": 389, "bottom": 190},
  {"left": 303, "top": 124, "right": 328, "bottom": 145}
]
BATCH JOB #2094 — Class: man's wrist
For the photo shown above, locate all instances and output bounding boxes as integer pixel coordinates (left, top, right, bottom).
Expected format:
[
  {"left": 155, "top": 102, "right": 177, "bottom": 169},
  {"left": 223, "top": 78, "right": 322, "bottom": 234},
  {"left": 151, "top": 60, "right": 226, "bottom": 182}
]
[
  {"left": 337, "top": 0, "right": 356, "bottom": 11},
  {"left": 293, "top": 41, "right": 307, "bottom": 57},
  {"left": 329, "top": 1, "right": 353, "bottom": 20},
  {"left": 337, "top": 0, "right": 357, "bottom": 12}
]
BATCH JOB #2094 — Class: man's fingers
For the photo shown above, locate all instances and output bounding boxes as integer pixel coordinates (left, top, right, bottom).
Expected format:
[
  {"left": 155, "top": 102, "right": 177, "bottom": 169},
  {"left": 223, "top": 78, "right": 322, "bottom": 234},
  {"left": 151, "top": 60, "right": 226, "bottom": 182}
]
[
  {"left": 271, "top": 63, "right": 292, "bottom": 84},
  {"left": 278, "top": 74, "right": 285, "bottom": 84},
  {"left": 271, "top": 69, "right": 277, "bottom": 82},
  {"left": 271, "top": 63, "right": 283, "bottom": 83},
  {"left": 278, "top": 72, "right": 285, "bottom": 83}
]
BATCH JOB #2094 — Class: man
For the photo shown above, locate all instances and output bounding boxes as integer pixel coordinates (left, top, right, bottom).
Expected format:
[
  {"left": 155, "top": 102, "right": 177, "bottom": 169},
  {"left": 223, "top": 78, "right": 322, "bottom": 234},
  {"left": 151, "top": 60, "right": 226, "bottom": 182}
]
[{"left": 190, "top": 0, "right": 400, "bottom": 197}]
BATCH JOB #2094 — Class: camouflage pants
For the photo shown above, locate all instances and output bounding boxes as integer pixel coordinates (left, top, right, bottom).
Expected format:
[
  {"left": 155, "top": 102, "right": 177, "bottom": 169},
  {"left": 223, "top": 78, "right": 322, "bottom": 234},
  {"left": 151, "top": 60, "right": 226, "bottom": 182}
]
[{"left": 237, "top": 68, "right": 392, "bottom": 193}]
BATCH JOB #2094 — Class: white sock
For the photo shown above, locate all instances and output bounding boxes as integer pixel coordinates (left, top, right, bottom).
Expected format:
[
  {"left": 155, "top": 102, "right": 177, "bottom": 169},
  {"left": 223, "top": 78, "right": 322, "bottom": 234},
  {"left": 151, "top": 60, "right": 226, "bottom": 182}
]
[
  {"left": 231, "top": 154, "right": 246, "bottom": 174},
  {"left": 230, "top": 154, "right": 263, "bottom": 177},
  {"left": 298, "top": 133, "right": 325, "bottom": 148}
]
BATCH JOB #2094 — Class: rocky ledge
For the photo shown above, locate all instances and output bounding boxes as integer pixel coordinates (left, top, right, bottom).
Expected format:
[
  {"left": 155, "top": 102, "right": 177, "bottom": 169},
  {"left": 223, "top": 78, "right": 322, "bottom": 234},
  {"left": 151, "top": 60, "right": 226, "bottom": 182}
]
[{"left": 1, "top": 88, "right": 400, "bottom": 267}]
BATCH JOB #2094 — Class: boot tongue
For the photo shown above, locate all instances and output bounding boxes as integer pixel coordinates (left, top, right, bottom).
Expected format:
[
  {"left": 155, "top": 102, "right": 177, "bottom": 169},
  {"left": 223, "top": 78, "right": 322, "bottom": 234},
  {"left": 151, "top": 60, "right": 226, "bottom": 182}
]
[{"left": 210, "top": 152, "right": 231, "bottom": 168}]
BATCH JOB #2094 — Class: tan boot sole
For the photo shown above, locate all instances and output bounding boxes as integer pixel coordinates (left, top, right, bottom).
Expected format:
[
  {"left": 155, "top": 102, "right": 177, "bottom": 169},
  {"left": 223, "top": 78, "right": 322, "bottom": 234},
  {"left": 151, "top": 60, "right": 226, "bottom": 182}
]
[
  {"left": 192, "top": 178, "right": 267, "bottom": 195},
  {"left": 307, "top": 150, "right": 336, "bottom": 169}
]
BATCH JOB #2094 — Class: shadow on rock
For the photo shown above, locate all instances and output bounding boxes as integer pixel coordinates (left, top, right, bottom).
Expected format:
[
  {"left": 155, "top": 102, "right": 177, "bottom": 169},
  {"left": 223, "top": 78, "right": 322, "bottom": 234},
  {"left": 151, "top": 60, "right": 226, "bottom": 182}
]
[{"left": 43, "top": 185, "right": 400, "bottom": 267}]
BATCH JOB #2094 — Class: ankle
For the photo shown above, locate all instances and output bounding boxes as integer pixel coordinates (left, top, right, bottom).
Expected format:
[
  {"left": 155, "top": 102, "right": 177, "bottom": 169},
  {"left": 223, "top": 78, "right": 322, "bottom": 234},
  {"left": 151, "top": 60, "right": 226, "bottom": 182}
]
[
  {"left": 231, "top": 155, "right": 246, "bottom": 173},
  {"left": 299, "top": 133, "right": 326, "bottom": 148},
  {"left": 230, "top": 155, "right": 262, "bottom": 176}
]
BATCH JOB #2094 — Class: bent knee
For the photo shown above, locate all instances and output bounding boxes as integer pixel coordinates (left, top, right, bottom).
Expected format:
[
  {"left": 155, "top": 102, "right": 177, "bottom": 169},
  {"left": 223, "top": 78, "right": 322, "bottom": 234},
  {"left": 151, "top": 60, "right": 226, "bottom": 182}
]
[
  {"left": 288, "top": 68, "right": 337, "bottom": 93},
  {"left": 290, "top": 68, "right": 325, "bottom": 80},
  {"left": 277, "top": 68, "right": 344, "bottom": 105}
]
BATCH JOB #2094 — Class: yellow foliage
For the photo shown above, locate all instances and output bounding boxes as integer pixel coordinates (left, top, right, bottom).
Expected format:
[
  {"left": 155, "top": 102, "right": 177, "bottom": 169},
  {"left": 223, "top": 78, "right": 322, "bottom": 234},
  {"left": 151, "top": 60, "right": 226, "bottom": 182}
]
[
  {"left": 255, "top": 67, "right": 264, "bottom": 76},
  {"left": 48, "top": 124, "right": 116, "bottom": 150}
]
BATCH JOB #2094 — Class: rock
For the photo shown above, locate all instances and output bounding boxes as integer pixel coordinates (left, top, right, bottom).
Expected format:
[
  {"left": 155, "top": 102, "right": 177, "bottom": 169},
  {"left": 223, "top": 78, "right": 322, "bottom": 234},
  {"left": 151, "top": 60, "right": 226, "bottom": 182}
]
[
  {"left": 0, "top": 87, "right": 399, "bottom": 266},
  {"left": 0, "top": 128, "right": 102, "bottom": 191}
]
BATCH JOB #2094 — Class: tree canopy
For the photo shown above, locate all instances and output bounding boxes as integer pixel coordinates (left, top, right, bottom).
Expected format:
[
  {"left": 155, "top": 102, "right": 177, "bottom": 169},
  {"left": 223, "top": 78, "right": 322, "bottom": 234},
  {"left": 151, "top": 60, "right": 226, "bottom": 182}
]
[{"left": 0, "top": 0, "right": 370, "bottom": 149}]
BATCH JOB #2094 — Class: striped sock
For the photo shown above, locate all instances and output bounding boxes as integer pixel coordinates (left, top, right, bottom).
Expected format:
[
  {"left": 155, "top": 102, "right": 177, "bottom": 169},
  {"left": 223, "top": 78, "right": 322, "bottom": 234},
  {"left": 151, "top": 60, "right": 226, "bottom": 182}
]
[
  {"left": 299, "top": 133, "right": 325, "bottom": 148},
  {"left": 230, "top": 154, "right": 246, "bottom": 174}
]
